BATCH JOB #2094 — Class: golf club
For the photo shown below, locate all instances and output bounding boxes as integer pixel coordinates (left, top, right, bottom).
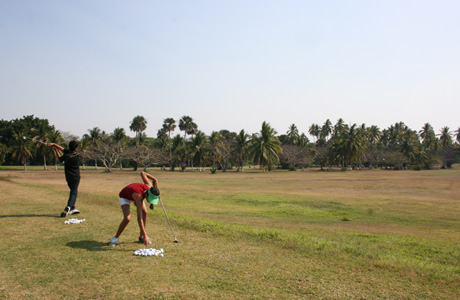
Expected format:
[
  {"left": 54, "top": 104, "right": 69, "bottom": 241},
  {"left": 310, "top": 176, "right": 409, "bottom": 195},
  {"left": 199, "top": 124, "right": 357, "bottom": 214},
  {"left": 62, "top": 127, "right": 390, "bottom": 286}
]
[
  {"left": 23, "top": 136, "right": 47, "bottom": 145},
  {"left": 158, "top": 197, "right": 179, "bottom": 243}
]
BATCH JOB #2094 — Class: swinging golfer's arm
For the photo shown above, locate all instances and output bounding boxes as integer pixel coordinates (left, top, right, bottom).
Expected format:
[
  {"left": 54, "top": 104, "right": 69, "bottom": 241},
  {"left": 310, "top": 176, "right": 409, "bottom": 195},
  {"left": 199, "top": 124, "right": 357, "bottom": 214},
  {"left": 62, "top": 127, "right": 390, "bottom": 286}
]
[
  {"left": 48, "top": 143, "right": 64, "bottom": 152},
  {"left": 141, "top": 171, "right": 158, "bottom": 187},
  {"left": 48, "top": 143, "right": 63, "bottom": 158},
  {"left": 133, "top": 194, "right": 148, "bottom": 244}
]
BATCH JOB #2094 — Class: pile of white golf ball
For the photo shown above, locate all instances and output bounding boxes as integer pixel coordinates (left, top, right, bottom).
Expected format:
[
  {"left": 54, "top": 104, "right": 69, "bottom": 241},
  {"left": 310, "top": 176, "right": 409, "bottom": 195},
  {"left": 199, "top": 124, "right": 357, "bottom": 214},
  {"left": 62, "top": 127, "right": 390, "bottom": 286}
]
[
  {"left": 134, "top": 248, "right": 164, "bottom": 257},
  {"left": 64, "top": 218, "right": 86, "bottom": 224}
]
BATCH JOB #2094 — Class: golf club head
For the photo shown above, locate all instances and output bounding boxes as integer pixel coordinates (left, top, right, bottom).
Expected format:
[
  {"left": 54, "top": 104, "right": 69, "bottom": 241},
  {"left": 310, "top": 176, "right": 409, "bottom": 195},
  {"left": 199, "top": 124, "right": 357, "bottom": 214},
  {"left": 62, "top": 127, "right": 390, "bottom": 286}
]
[{"left": 173, "top": 239, "right": 179, "bottom": 243}]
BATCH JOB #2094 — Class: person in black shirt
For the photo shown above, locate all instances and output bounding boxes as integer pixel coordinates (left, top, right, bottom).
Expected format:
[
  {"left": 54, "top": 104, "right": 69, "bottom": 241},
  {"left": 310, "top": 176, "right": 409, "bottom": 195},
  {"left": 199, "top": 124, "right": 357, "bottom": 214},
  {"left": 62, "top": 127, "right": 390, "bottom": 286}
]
[{"left": 48, "top": 141, "right": 81, "bottom": 217}]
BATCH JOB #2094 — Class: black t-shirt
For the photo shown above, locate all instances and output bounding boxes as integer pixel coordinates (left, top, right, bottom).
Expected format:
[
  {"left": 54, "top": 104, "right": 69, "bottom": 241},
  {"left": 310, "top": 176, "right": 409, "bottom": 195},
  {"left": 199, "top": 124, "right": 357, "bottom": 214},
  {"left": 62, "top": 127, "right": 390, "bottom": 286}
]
[{"left": 59, "top": 149, "right": 80, "bottom": 182}]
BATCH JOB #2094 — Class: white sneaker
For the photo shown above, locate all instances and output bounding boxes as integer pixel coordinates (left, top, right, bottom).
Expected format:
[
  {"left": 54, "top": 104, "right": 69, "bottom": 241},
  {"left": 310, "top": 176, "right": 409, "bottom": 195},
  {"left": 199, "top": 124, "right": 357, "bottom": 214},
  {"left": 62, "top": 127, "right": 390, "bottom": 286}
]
[
  {"left": 109, "top": 237, "right": 119, "bottom": 247},
  {"left": 69, "top": 208, "right": 80, "bottom": 215}
]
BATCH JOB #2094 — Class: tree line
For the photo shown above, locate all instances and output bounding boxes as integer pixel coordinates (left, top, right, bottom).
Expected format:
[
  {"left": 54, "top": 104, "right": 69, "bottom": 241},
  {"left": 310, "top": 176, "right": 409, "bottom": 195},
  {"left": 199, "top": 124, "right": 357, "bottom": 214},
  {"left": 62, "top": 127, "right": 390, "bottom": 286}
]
[{"left": 1, "top": 115, "right": 459, "bottom": 172}]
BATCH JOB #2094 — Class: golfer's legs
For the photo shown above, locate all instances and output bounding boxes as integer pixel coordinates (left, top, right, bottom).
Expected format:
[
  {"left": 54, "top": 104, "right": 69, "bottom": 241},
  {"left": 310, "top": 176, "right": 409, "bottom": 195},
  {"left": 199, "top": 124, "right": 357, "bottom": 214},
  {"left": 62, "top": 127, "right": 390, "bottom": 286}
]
[
  {"left": 115, "top": 204, "right": 131, "bottom": 238},
  {"left": 66, "top": 178, "right": 80, "bottom": 209},
  {"left": 139, "top": 202, "right": 148, "bottom": 237}
]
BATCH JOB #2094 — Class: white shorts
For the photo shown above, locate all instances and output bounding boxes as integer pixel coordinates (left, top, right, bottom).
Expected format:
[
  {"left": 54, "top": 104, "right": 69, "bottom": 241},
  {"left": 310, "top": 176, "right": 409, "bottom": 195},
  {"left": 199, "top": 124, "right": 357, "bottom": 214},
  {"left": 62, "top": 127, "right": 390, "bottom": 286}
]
[{"left": 118, "top": 196, "right": 132, "bottom": 206}]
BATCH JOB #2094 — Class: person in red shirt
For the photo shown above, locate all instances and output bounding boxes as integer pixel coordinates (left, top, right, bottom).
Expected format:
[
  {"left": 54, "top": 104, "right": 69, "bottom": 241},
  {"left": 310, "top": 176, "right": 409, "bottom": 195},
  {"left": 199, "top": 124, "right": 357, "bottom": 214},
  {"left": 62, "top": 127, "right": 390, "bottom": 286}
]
[{"left": 109, "top": 171, "right": 159, "bottom": 247}]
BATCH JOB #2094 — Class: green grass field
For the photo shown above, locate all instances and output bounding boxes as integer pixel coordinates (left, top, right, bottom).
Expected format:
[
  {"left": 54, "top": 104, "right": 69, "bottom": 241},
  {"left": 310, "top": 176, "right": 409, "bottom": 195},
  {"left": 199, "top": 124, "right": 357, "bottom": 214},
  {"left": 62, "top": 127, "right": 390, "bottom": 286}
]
[{"left": 0, "top": 167, "right": 459, "bottom": 299}]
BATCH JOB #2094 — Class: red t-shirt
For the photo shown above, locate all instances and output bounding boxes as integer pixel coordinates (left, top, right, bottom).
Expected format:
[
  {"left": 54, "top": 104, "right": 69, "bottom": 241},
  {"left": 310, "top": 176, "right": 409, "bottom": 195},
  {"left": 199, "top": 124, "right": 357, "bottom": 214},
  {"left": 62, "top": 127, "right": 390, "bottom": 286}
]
[{"left": 119, "top": 183, "right": 149, "bottom": 201}]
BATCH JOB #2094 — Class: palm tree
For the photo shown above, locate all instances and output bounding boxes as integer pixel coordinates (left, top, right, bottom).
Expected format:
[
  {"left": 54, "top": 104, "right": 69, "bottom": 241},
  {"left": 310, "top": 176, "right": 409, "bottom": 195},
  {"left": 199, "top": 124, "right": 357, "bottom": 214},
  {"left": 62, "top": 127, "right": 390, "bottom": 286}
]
[
  {"left": 179, "top": 115, "right": 198, "bottom": 139},
  {"left": 170, "top": 134, "right": 184, "bottom": 171},
  {"left": 367, "top": 125, "right": 381, "bottom": 146},
  {"left": 414, "top": 147, "right": 429, "bottom": 169},
  {"left": 419, "top": 123, "right": 433, "bottom": 141},
  {"left": 362, "top": 125, "right": 381, "bottom": 169},
  {"left": 286, "top": 124, "right": 299, "bottom": 145},
  {"left": 189, "top": 131, "right": 207, "bottom": 171},
  {"left": 157, "top": 127, "right": 167, "bottom": 139},
  {"left": 84, "top": 127, "right": 101, "bottom": 147},
  {"left": 333, "top": 118, "right": 346, "bottom": 138},
  {"left": 112, "top": 127, "right": 126, "bottom": 143},
  {"left": 78, "top": 137, "right": 91, "bottom": 170},
  {"left": 455, "top": 127, "right": 460, "bottom": 144},
  {"left": 130, "top": 115, "right": 147, "bottom": 147},
  {"left": 155, "top": 130, "right": 167, "bottom": 147},
  {"left": 249, "top": 121, "right": 282, "bottom": 172},
  {"left": 83, "top": 127, "right": 102, "bottom": 169},
  {"left": 163, "top": 118, "right": 176, "bottom": 170},
  {"left": 438, "top": 127, "right": 453, "bottom": 148},
  {"left": 179, "top": 116, "right": 198, "bottom": 168},
  {"left": 163, "top": 118, "right": 176, "bottom": 138},
  {"left": 216, "top": 130, "right": 237, "bottom": 172},
  {"left": 179, "top": 116, "right": 191, "bottom": 138},
  {"left": 138, "top": 132, "right": 147, "bottom": 146},
  {"left": 170, "top": 134, "right": 189, "bottom": 171},
  {"left": 11, "top": 131, "right": 33, "bottom": 171},
  {"left": 399, "top": 130, "right": 419, "bottom": 168},
  {"left": 112, "top": 127, "right": 126, "bottom": 170},
  {"left": 296, "top": 133, "right": 309, "bottom": 147},
  {"left": 395, "top": 121, "right": 408, "bottom": 132},
  {"left": 235, "top": 129, "right": 249, "bottom": 172},
  {"left": 382, "top": 122, "right": 407, "bottom": 151},
  {"left": 208, "top": 131, "right": 222, "bottom": 171},
  {"left": 48, "top": 129, "right": 65, "bottom": 170},
  {"left": 320, "top": 119, "right": 332, "bottom": 141},
  {"left": 308, "top": 124, "right": 321, "bottom": 143},
  {"left": 335, "top": 124, "right": 365, "bottom": 169},
  {"left": 33, "top": 120, "right": 53, "bottom": 170},
  {"left": 419, "top": 123, "right": 436, "bottom": 149}
]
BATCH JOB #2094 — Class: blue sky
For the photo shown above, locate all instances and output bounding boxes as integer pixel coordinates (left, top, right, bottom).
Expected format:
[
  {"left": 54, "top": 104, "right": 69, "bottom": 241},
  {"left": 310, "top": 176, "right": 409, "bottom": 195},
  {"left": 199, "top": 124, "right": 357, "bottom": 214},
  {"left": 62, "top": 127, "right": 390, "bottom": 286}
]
[{"left": 1, "top": 0, "right": 459, "bottom": 138}]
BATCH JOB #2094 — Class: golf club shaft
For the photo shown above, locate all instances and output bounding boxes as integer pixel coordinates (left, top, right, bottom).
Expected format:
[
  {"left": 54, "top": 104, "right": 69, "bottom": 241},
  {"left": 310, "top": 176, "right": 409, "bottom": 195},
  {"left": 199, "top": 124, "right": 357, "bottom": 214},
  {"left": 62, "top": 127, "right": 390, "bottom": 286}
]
[
  {"left": 23, "top": 136, "right": 46, "bottom": 145},
  {"left": 159, "top": 197, "right": 178, "bottom": 242}
]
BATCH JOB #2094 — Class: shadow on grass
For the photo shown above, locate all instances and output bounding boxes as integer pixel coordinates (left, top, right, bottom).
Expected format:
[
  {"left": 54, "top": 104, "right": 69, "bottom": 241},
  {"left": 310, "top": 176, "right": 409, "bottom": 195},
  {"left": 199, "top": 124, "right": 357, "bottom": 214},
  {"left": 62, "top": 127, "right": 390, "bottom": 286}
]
[
  {"left": 67, "top": 240, "right": 132, "bottom": 252},
  {"left": 67, "top": 240, "right": 111, "bottom": 252},
  {"left": 0, "top": 214, "right": 60, "bottom": 218}
]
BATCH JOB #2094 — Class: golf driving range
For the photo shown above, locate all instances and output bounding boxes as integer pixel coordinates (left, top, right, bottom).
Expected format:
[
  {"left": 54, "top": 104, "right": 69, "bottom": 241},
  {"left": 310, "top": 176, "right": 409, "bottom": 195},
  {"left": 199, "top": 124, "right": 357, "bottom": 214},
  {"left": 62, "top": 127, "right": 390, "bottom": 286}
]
[{"left": 0, "top": 167, "right": 459, "bottom": 299}]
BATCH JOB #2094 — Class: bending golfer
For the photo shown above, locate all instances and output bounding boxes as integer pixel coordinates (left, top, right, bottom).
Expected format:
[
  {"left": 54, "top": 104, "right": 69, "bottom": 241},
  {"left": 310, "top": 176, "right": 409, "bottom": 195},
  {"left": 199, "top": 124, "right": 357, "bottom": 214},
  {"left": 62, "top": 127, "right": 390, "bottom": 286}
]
[
  {"left": 110, "top": 171, "right": 160, "bottom": 247},
  {"left": 48, "top": 141, "right": 81, "bottom": 217}
]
